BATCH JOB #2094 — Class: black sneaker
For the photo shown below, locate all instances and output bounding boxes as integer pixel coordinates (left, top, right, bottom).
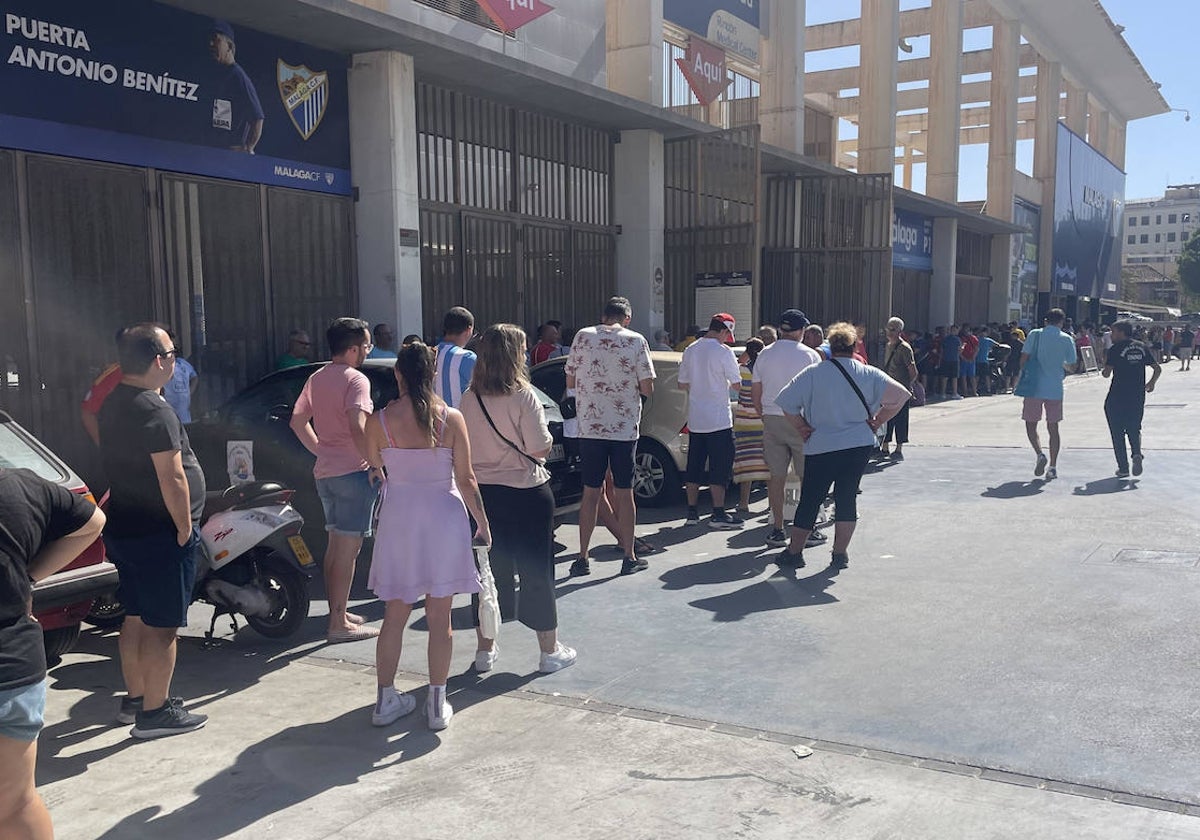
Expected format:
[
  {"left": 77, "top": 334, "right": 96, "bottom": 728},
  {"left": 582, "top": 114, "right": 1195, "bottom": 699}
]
[
  {"left": 774, "top": 550, "right": 805, "bottom": 569},
  {"left": 620, "top": 556, "right": 649, "bottom": 575},
  {"left": 685, "top": 507, "right": 700, "bottom": 525},
  {"left": 1132, "top": 454, "right": 1144, "bottom": 476},
  {"left": 118, "top": 695, "right": 183, "bottom": 725},
  {"left": 766, "top": 528, "right": 789, "bottom": 548},
  {"left": 131, "top": 702, "right": 207, "bottom": 740},
  {"left": 708, "top": 510, "right": 744, "bottom": 530},
  {"left": 569, "top": 555, "right": 591, "bottom": 577},
  {"left": 1115, "top": 467, "right": 1130, "bottom": 478},
  {"left": 831, "top": 552, "right": 849, "bottom": 568}
]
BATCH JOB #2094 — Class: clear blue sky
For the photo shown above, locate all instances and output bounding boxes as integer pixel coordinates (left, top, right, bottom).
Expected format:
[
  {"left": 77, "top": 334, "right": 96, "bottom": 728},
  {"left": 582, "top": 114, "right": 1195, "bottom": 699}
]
[{"left": 803, "top": 0, "right": 1198, "bottom": 201}]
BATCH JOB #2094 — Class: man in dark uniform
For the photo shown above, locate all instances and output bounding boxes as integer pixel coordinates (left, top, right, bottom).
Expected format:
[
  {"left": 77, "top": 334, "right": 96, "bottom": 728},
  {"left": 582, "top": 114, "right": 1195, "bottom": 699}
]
[
  {"left": 1102, "top": 320, "right": 1162, "bottom": 478},
  {"left": 208, "top": 20, "right": 264, "bottom": 153}
]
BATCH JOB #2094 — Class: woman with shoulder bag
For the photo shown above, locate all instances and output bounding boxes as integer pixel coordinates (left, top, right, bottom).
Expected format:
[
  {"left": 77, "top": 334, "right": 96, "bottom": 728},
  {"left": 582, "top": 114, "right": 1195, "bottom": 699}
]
[{"left": 461, "top": 324, "right": 576, "bottom": 675}]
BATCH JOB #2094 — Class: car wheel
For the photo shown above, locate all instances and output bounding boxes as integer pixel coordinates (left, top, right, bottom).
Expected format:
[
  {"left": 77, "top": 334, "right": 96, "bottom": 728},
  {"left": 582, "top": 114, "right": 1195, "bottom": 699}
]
[
  {"left": 43, "top": 624, "right": 82, "bottom": 659},
  {"left": 634, "top": 440, "right": 680, "bottom": 507}
]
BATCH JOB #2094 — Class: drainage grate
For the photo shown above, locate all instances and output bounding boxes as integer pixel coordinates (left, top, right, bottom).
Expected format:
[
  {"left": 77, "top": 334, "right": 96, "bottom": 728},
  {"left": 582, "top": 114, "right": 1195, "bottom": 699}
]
[{"left": 1112, "top": 549, "right": 1200, "bottom": 568}]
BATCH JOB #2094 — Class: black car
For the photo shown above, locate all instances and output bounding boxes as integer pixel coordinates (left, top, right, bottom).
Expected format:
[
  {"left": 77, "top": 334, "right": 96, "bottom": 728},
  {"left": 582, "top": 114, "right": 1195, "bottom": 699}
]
[{"left": 187, "top": 360, "right": 582, "bottom": 552}]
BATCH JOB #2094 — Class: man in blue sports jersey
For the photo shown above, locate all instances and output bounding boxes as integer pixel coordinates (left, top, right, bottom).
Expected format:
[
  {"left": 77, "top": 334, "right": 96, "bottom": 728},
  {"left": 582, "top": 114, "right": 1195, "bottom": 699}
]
[
  {"left": 208, "top": 20, "right": 264, "bottom": 154},
  {"left": 435, "top": 307, "right": 477, "bottom": 408}
]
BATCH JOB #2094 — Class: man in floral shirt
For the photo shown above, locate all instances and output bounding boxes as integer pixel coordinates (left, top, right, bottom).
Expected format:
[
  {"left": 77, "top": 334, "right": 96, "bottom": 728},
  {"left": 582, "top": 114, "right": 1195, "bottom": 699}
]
[{"left": 565, "top": 297, "right": 656, "bottom": 576}]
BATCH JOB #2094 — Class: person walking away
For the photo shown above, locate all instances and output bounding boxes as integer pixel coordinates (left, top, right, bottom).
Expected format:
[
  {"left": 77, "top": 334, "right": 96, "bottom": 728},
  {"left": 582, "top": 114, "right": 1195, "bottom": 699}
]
[
  {"left": 679, "top": 314, "right": 744, "bottom": 529},
  {"left": 1162, "top": 325, "right": 1175, "bottom": 364},
  {"left": 289, "top": 318, "right": 381, "bottom": 644},
  {"left": 752, "top": 310, "right": 822, "bottom": 548},
  {"left": 98, "top": 324, "right": 208, "bottom": 738},
  {"left": 732, "top": 338, "right": 769, "bottom": 516},
  {"left": 565, "top": 297, "right": 656, "bottom": 576},
  {"left": 1005, "top": 329, "right": 1025, "bottom": 392},
  {"left": 367, "top": 324, "right": 398, "bottom": 360},
  {"left": 1178, "top": 324, "right": 1194, "bottom": 371},
  {"left": 0, "top": 468, "right": 104, "bottom": 839},
  {"left": 773, "top": 323, "right": 910, "bottom": 569},
  {"left": 163, "top": 329, "right": 198, "bottom": 423},
  {"left": 461, "top": 325, "right": 576, "bottom": 675},
  {"left": 1017, "top": 308, "right": 1078, "bottom": 480},
  {"left": 1102, "top": 320, "right": 1161, "bottom": 477},
  {"left": 881, "top": 317, "right": 918, "bottom": 460},
  {"left": 958, "top": 325, "right": 979, "bottom": 398},
  {"left": 435, "top": 307, "right": 477, "bottom": 408},
  {"left": 276, "top": 328, "right": 313, "bottom": 369},
  {"left": 364, "top": 342, "right": 489, "bottom": 730}
]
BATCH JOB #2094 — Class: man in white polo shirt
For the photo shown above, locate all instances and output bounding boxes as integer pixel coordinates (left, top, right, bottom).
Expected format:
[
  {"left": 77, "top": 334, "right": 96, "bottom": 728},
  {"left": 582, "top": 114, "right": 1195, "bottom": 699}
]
[
  {"left": 678, "top": 313, "right": 743, "bottom": 529},
  {"left": 752, "top": 309, "right": 823, "bottom": 548}
]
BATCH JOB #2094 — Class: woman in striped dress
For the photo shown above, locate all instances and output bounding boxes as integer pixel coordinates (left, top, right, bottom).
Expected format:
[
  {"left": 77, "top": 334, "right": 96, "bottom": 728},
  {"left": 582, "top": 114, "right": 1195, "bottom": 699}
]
[{"left": 733, "top": 338, "right": 770, "bottom": 515}]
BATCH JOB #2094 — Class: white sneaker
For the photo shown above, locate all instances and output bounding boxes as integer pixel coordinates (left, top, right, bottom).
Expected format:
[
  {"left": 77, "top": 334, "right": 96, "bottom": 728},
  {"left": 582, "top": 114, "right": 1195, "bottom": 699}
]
[
  {"left": 371, "top": 688, "right": 416, "bottom": 727},
  {"left": 475, "top": 646, "right": 498, "bottom": 673},
  {"left": 427, "top": 693, "right": 453, "bottom": 731},
  {"left": 539, "top": 643, "right": 578, "bottom": 674}
]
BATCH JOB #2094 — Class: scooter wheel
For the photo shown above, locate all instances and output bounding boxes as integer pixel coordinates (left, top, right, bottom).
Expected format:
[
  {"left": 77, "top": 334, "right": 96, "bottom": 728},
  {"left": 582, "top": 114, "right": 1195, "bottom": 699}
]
[{"left": 245, "top": 552, "right": 311, "bottom": 639}]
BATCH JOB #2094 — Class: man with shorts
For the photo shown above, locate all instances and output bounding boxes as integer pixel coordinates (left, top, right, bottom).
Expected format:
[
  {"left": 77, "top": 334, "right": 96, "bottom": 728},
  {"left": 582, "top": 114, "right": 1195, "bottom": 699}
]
[
  {"left": 565, "top": 297, "right": 655, "bottom": 576},
  {"left": 940, "top": 325, "right": 962, "bottom": 400},
  {"left": 1103, "top": 320, "right": 1161, "bottom": 477},
  {"left": 752, "top": 309, "right": 822, "bottom": 547},
  {"left": 1177, "top": 325, "right": 1194, "bottom": 371},
  {"left": 0, "top": 468, "right": 104, "bottom": 839},
  {"left": 1018, "top": 308, "right": 1078, "bottom": 479},
  {"left": 99, "top": 324, "right": 209, "bottom": 738},
  {"left": 679, "top": 313, "right": 743, "bottom": 530},
  {"left": 290, "top": 318, "right": 380, "bottom": 643}
]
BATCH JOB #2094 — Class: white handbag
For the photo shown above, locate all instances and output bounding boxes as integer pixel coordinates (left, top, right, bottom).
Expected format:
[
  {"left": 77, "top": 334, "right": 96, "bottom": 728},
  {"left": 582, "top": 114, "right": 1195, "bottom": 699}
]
[{"left": 474, "top": 544, "right": 501, "bottom": 640}]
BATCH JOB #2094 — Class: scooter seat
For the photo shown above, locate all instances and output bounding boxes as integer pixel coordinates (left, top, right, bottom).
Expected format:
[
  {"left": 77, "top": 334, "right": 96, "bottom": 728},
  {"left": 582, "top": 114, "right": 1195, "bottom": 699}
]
[{"left": 200, "top": 482, "right": 289, "bottom": 525}]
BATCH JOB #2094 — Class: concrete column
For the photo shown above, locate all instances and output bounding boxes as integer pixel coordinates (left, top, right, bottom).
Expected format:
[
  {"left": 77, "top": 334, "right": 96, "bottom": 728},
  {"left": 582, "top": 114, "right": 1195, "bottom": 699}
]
[
  {"left": 1064, "top": 81, "right": 1088, "bottom": 136},
  {"left": 348, "top": 51, "right": 422, "bottom": 338},
  {"left": 930, "top": 217, "right": 957, "bottom": 328},
  {"left": 1088, "top": 102, "right": 1110, "bottom": 156},
  {"left": 613, "top": 130, "right": 665, "bottom": 337},
  {"left": 1109, "top": 119, "right": 1127, "bottom": 170},
  {"left": 986, "top": 17, "right": 1019, "bottom": 322},
  {"left": 1034, "top": 58, "right": 1061, "bottom": 297},
  {"left": 858, "top": 0, "right": 900, "bottom": 174},
  {"left": 926, "top": 0, "right": 963, "bottom": 203},
  {"left": 760, "top": 0, "right": 805, "bottom": 154},
  {"left": 606, "top": 0, "right": 664, "bottom": 106}
]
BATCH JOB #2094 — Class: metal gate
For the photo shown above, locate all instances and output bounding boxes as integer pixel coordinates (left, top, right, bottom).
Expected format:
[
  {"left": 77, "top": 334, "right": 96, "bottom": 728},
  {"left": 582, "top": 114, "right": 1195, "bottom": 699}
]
[
  {"left": 663, "top": 126, "right": 760, "bottom": 342},
  {"left": 761, "top": 172, "right": 893, "bottom": 341}
]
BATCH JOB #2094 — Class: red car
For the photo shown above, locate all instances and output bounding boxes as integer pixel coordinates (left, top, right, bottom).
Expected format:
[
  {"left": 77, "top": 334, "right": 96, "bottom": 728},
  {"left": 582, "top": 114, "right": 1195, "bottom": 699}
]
[{"left": 1, "top": 411, "right": 119, "bottom": 658}]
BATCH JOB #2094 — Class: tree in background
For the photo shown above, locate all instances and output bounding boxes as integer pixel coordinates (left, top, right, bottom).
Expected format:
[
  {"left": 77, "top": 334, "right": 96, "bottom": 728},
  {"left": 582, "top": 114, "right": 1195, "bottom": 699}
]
[{"left": 1181, "top": 230, "right": 1200, "bottom": 300}]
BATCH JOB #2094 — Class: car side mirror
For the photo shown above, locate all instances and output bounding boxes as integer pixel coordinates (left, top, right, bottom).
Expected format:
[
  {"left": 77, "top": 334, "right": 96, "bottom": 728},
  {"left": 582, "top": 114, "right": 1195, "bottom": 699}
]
[{"left": 267, "top": 404, "right": 291, "bottom": 423}]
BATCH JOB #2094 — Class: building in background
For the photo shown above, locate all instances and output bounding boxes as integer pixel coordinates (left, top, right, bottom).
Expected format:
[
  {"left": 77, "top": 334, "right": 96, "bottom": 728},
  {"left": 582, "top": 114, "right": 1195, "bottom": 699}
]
[{"left": 1121, "top": 185, "right": 1200, "bottom": 307}]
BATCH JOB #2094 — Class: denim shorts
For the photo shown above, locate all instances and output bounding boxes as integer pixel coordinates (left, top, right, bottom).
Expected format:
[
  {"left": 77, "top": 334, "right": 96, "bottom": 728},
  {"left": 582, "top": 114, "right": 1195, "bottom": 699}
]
[
  {"left": 0, "top": 680, "right": 47, "bottom": 742},
  {"left": 104, "top": 528, "right": 200, "bottom": 628},
  {"left": 316, "top": 470, "right": 378, "bottom": 537}
]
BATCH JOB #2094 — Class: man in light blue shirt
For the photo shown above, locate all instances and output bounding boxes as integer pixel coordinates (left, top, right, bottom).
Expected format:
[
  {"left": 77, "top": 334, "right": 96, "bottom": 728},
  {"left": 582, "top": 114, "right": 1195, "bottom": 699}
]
[
  {"left": 1018, "top": 308, "right": 1078, "bottom": 480},
  {"left": 435, "top": 307, "right": 476, "bottom": 408}
]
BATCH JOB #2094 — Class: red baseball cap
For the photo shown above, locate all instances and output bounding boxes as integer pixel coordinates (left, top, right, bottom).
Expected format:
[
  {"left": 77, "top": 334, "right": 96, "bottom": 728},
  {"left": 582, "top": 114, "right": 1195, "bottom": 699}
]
[{"left": 714, "top": 313, "right": 736, "bottom": 343}]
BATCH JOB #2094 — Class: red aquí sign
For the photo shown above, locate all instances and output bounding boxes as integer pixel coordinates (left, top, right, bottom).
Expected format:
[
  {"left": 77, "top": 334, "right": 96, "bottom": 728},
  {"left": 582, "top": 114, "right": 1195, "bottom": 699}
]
[
  {"left": 475, "top": 0, "right": 555, "bottom": 31},
  {"left": 676, "top": 36, "right": 731, "bottom": 107}
]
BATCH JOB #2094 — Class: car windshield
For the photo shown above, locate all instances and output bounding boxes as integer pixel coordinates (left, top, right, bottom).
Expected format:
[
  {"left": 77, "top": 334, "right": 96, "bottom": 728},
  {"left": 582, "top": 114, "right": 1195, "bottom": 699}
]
[{"left": 0, "top": 422, "right": 68, "bottom": 482}]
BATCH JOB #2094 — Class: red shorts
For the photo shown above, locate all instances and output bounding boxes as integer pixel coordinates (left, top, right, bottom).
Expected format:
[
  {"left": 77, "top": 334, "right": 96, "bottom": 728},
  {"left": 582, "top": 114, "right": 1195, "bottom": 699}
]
[{"left": 1022, "top": 398, "right": 1063, "bottom": 423}]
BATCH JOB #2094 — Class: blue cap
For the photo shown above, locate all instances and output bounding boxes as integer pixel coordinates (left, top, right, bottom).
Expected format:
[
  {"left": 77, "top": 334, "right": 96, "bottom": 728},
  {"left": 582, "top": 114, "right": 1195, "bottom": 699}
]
[
  {"left": 779, "top": 309, "right": 809, "bottom": 331},
  {"left": 211, "top": 19, "right": 235, "bottom": 42}
]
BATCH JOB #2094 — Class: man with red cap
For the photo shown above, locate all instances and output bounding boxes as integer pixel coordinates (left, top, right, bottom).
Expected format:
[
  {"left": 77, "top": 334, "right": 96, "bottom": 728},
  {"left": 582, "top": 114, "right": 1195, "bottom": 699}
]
[{"left": 678, "top": 313, "right": 743, "bottom": 529}]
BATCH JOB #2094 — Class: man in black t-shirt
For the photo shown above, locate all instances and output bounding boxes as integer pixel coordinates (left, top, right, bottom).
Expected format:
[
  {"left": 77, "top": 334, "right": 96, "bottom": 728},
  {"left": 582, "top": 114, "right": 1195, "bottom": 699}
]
[
  {"left": 1102, "top": 320, "right": 1162, "bottom": 478},
  {"left": 0, "top": 468, "right": 104, "bottom": 838},
  {"left": 98, "top": 324, "right": 208, "bottom": 740},
  {"left": 1177, "top": 325, "right": 1194, "bottom": 372}
]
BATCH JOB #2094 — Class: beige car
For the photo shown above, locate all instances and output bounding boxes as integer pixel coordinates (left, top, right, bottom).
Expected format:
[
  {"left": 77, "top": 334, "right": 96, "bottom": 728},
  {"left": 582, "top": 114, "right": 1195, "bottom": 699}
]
[{"left": 530, "top": 351, "right": 694, "bottom": 506}]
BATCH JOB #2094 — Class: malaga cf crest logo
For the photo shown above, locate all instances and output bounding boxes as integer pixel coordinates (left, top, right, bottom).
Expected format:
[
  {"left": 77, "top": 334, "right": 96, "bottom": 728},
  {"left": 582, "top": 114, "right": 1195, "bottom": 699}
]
[{"left": 277, "top": 60, "right": 329, "bottom": 141}]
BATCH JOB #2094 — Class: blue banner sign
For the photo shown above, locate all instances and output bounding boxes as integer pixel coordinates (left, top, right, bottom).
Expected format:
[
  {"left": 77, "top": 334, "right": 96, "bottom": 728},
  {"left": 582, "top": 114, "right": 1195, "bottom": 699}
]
[
  {"left": 0, "top": 0, "right": 351, "bottom": 194},
  {"left": 892, "top": 207, "right": 934, "bottom": 271},
  {"left": 664, "top": 0, "right": 760, "bottom": 63},
  {"left": 1052, "top": 124, "right": 1125, "bottom": 298}
]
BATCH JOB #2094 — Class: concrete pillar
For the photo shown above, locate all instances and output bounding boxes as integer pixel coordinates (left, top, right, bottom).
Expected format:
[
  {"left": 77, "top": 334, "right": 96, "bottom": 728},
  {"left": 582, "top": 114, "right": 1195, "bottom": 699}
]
[
  {"left": 760, "top": 0, "right": 805, "bottom": 153},
  {"left": 349, "top": 51, "right": 422, "bottom": 338},
  {"left": 986, "top": 17, "right": 1019, "bottom": 322},
  {"left": 1064, "top": 81, "right": 1088, "bottom": 137},
  {"left": 606, "top": 0, "right": 664, "bottom": 106},
  {"left": 930, "top": 217, "right": 957, "bottom": 328},
  {"left": 1088, "top": 102, "right": 1110, "bottom": 156},
  {"left": 858, "top": 0, "right": 900, "bottom": 174},
  {"left": 1109, "top": 120, "right": 1127, "bottom": 170},
  {"left": 1034, "top": 58, "right": 1061, "bottom": 298},
  {"left": 926, "top": 0, "right": 963, "bottom": 203},
  {"left": 613, "top": 130, "right": 665, "bottom": 337}
]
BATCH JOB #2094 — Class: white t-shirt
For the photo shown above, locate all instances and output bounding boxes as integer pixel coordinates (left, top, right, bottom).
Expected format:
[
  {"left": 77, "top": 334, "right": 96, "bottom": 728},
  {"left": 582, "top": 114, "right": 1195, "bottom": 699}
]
[
  {"left": 678, "top": 337, "right": 740, "bottom": 433},
  {"left": 752, "top": 340, "right": 822, "bottom": 416}
]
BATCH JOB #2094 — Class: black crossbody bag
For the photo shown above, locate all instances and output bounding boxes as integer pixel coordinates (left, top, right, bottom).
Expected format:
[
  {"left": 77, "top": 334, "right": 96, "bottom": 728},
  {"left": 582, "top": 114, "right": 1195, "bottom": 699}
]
[
  {"left": 828, "top": 358, "right": 886, "bottom": 444},
  {"left": 473, "top": 392, "right": 543, "bottom": 467}
]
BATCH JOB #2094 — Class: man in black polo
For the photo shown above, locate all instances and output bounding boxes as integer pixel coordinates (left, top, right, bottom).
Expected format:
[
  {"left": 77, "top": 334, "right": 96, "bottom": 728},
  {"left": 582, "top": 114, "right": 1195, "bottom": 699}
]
[
  {"left": 99, "top": 323, "right": 208, "bottom": 739},
  {"left": 1102, "top": 319, "right": 1161, "bottom": 478}
]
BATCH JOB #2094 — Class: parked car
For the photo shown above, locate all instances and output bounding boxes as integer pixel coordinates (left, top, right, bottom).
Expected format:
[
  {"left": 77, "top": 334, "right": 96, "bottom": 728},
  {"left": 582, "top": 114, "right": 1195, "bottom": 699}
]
[
  {"left": 187, "top": 360, "right": 582, "bottom": 552},
  {"left": 531, "top": 351, "right": 698, "bottom": 507},
  {"left": 0, "top": 411, "right": 119, "bottom": 658}
]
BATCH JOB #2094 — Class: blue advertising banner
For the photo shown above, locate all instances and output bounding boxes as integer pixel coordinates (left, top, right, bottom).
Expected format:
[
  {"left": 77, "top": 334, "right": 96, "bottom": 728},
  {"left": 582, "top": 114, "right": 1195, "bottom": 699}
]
[
  {"left": 0, "top": 1, "right": 351, "bottom": 194},
  {"left": 664, "top": 0, "right": 760, "bottom": 62},
  {"left": 1052, "top": 124, "right": 1125, "bottom": 298},
  {"left": 892, "top": 207, "right": 933, "bottom": 271}
]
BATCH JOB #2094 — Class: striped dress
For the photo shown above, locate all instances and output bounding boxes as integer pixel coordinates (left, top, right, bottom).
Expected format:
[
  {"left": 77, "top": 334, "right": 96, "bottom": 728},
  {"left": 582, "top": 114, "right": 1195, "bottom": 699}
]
[{"left": 733, "top": 365, "right": 770, "bottom": 484}]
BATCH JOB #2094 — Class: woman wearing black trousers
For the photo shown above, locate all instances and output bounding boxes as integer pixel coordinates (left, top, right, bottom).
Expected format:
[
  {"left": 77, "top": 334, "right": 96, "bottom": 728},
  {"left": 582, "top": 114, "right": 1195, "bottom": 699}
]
[{"left": 461, "top": 324, "right": 576, "bottom": 674}]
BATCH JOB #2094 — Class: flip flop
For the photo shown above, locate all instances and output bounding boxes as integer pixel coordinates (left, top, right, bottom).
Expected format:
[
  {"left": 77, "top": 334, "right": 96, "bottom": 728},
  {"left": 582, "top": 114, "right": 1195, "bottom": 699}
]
[
  {"left": 326, "top": 626, "right": 380, "bottom": 644},
  {"left": 347, "top": 612, "right": 365, "bottom": 625},
  {"left": 633, "top": 537, "right": 664, "bottom": 555}
]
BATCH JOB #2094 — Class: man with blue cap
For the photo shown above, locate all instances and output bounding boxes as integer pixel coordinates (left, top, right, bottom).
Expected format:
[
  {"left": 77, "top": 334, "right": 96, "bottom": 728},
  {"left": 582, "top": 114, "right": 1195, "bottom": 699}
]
[{"left": 208, "top": 20, "right": 264, "bottom": 154}]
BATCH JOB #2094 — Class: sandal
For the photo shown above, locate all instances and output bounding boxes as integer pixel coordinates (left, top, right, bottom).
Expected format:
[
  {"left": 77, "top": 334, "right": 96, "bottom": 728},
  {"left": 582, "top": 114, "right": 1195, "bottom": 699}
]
[
  {"left": 347, "top": 612, "right": 365, "bottom": 625},
  {"left": 633, "top": 537, "right": 663, "bottom": 555},
  {"left": 326, "top": 626, "right": 381, "bottom": 644}
]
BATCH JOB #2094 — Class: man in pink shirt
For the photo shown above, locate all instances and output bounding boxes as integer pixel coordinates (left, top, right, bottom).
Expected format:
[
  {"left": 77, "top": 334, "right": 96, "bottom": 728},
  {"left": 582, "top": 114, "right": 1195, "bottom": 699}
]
[{"left": 290, "top": 318, "right": 380, "bottom": 643}]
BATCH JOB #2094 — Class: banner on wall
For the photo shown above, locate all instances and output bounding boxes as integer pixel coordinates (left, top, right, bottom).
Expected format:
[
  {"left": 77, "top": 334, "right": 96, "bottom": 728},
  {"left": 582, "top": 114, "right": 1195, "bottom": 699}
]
[
  {"left": 0, "top": 1, "right": 352, "bottom": 194},
  {"left": 664, "top": 0, "right": 760, "bottom": 63},
  {"left": 1011, "top": 199, "right": 1040, "bottom": 325},
  {"left": 1052, "top": 124, "right": 1125, "bottom": 298},
  {"left": 892, "top": 207, "right": 933, "bottom": 271},
  {"left": 476, "top": 0, "right": 554, "bottom": 32}
]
